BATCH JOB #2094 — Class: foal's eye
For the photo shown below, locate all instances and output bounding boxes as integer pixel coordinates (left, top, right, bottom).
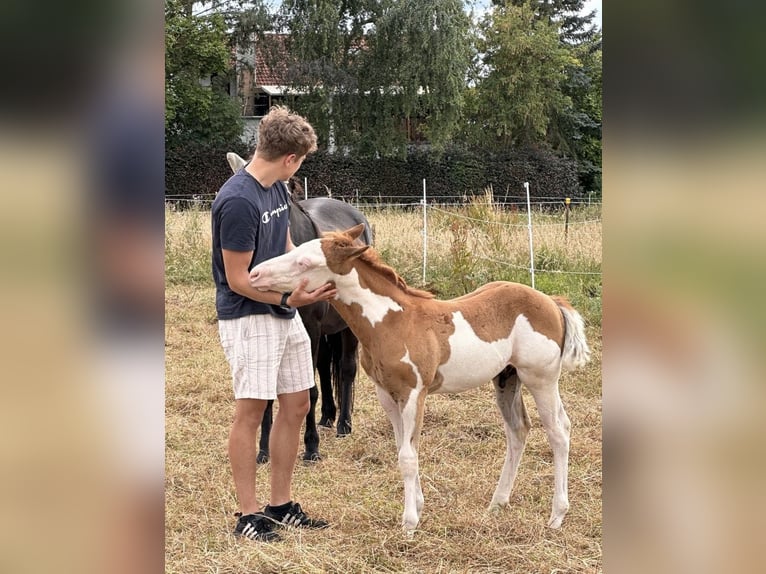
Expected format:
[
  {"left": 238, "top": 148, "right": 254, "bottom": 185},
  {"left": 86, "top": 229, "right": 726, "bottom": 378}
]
[{"left": 297, "top": 257, "right": 312, "bottom": 270}]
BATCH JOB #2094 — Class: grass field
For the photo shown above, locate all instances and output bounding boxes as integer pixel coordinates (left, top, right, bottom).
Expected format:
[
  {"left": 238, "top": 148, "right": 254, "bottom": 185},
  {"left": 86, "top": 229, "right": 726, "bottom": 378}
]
[{"left": 165, "top": 201, "right": 602, "bottom": 573}]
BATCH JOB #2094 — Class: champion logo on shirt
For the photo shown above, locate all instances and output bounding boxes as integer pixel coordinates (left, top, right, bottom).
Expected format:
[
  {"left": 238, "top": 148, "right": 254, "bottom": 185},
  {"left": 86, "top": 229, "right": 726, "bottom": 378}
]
[{"left": 262, "top": 203, "right": 289, "bottom": 224}]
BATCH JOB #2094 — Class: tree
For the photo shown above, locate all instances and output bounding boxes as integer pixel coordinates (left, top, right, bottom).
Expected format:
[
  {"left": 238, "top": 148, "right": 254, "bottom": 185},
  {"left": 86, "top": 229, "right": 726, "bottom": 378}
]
[
  {"left": 508, "top": 1, "right": 602, "bottom": 191},
  {"left": 551, "top": 38, "right": 601, "bottom": 192},
  {"left": 495, "top": 0, "right": 599, "bottom": 45},
  {"left": 165, "top": 0, "right": 243, "bottom": 147},
  {"left": 273, "top": 0, "right": 472, "bottom": 157},
  {"left": 464, "top": 3, "right": 578, "bottom": 147}
]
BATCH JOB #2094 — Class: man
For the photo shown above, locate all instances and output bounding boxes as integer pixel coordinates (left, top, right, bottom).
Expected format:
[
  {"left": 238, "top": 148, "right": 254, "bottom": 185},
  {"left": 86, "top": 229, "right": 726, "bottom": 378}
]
[{"left": 211, "top": 106, "right": 336, "bottom": 542}]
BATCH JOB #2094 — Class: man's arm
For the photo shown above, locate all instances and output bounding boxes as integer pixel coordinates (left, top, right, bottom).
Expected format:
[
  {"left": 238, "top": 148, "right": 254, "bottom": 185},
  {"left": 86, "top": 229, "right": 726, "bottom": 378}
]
[{"left": 222, "top": 248, "right": 336, "bottom": 307}]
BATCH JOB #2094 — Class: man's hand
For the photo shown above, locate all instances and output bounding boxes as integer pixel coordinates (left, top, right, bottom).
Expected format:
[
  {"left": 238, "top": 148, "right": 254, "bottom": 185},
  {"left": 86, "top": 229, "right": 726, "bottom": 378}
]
[{"left": 286, "top": 278, "right": 337, "bottom": 308}]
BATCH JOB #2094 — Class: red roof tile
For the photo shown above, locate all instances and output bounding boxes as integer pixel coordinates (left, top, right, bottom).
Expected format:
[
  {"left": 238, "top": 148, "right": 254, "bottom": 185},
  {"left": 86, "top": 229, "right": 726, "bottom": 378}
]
[{"left": 255, "top": 34, "right": 289, "bottom": 86}]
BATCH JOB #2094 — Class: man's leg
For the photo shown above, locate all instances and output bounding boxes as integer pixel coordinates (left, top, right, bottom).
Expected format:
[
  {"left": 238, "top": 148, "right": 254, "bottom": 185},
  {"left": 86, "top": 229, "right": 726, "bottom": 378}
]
[
  {"left": 269, "top": 389, "right": 310, "bottom": 506},
  {"left": 229, "top": 398, "right": 268, "bottom": 515}
]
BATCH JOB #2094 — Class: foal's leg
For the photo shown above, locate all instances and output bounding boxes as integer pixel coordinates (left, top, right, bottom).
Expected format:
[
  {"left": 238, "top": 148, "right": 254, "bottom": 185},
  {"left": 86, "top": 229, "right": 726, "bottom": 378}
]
[
  {"left": 488, "top": 366, "right": 531, "bottom": 512},
  {"left": 521, "top": 368, "right": 571, "bottom": 528},
  {"left": 398, "top": 386, "right": 427, "bottom": 535},
  {"left": 376, "top": 383, "right": 426, "bottom": 533},
  {"left": 376, "top": 384, "right": 403, "bottom": 449}
]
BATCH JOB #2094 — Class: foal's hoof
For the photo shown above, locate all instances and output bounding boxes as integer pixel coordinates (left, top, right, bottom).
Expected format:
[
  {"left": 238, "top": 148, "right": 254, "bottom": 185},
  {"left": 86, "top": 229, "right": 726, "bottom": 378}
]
[
  {"left": 256, "top": 451, "right": 269, "bottom": 464},
  {"left": 547, "top": 515, "right": 565, "bottom": 529},
  {"left": 318, "top": 417, "right": 334, "bottom": 429},
  {"left": 487, "top": 501, "right": 509, "bottom": 514},
  {"left": 336, "top": 422, "right": 352, "bottom": 437},
  {"left": 302, "top": 451, "right": 322, "bottom": 463}
]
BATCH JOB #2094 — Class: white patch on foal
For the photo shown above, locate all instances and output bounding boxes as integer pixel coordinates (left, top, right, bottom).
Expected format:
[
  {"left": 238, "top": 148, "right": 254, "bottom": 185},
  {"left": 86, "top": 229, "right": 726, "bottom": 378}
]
[
  {"left": 336, "top": 268, "right": 403, "bottom": 327},
  {"left": 436, "top": 312, "right": 561, "bottom": 393},
  {"left": 398, "top": 348, "right": 425, "bottom": 534},
  {"left": 400, "top": 348, "right": 424, "bottom": 389}
]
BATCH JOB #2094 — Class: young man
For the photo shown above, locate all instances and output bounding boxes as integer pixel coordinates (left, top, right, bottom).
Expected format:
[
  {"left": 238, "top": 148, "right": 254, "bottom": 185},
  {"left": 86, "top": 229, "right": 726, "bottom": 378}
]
[{"left": 211, "top": 106, "right": 337, "bottom": 542}]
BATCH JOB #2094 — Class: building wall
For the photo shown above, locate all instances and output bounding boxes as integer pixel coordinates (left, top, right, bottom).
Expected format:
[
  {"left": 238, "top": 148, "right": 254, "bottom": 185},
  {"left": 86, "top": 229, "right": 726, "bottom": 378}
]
[{"left": 241, "top": 117, "right": 260, "bottom": 145}]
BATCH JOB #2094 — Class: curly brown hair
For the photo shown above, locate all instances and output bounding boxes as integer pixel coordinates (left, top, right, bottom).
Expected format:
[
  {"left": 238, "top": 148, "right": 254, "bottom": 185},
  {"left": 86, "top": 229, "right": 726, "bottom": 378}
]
[{"left": 255, "top": 105, "right": 318, "bottom": 160}]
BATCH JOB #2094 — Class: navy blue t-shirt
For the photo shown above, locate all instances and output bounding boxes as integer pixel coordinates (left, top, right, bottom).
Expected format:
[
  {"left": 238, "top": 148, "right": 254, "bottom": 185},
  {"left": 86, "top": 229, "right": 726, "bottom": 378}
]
[{"left": 211, "top": 168, "right": 296, "bottom": 320}]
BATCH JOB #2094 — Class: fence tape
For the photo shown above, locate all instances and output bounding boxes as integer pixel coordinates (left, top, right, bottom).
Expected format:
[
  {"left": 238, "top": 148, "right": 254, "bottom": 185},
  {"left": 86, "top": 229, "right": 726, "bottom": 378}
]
[
  {"left": 426, "top": 205, "right": 601, "bottom": 227},
  {"left": 427, "top": 236, "right": 602, "bottom": 277}
]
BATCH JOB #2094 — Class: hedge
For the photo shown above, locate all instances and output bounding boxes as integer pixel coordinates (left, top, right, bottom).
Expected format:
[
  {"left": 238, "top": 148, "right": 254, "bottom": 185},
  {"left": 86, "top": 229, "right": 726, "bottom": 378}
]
[{"left": 165, "top": 142, "right": 582, "bottom": 205}]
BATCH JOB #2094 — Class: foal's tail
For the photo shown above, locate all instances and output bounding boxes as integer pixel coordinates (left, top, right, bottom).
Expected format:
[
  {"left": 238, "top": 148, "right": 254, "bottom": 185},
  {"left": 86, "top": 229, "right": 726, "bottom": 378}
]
[{"left": 551, "top": 296, "right": 591, "bottom": 371}]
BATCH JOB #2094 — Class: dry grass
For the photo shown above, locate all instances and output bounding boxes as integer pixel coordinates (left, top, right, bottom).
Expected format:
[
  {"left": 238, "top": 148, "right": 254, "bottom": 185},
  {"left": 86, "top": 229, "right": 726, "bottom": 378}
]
[
  {"left": 165, "top": 205, "right": 602, "bottom": 573},
  {"left": 370, "top": 199, "right": 602, "bottom": 276}
]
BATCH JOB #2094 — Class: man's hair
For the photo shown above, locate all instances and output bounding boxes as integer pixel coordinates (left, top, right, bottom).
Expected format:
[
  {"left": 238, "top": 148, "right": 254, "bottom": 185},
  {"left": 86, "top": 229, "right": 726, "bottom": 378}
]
[{"left": 255, "top": 106, "right": 318, "bottom": 160}]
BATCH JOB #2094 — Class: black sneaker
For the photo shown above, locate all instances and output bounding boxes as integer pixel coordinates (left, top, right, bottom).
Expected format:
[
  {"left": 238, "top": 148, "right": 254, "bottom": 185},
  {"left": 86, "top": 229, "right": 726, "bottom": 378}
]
[
  {"left": 263, "top": 501, "right": 329, "bottom": 529},
  {"left": 233, "top": 512, "right": 281, "bottom": 542}
]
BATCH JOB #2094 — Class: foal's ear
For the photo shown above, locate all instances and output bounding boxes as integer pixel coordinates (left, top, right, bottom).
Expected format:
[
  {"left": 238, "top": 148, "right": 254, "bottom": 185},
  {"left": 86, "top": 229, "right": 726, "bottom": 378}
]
[
  {"left": 338, "top": 244, "right": 370, "bottom": 260},
  {"left": 344, "top": 223, "right": 366, "bottom": 241}
]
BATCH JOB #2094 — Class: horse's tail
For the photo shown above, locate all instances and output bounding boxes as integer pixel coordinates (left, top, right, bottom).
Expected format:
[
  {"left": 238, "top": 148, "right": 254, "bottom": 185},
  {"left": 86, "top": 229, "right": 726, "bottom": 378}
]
[{"left": 551, "top": 296, "right": 591, "bottom": 371}]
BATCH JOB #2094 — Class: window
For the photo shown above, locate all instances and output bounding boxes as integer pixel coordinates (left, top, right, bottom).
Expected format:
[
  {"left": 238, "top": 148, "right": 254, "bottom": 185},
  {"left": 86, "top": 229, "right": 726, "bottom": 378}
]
[{"left": 253, "top": 93, "right": 270, "bottom": 116}]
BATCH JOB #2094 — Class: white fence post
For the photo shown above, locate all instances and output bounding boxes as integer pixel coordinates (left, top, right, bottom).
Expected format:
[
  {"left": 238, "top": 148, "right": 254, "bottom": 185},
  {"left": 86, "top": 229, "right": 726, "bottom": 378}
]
[
  {"left": 303, "top": 177, "right": 308, "bottom": 201},
  {"left": 524, "top": 182, "right": 535, "bottom": 289},
  {"left": 422, "top": 179, "right": 427, "bottom": 285}
]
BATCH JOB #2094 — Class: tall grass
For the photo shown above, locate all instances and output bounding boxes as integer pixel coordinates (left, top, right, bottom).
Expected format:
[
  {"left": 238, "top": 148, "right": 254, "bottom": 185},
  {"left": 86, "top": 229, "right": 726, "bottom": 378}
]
[
  {"left": 164, "top": 199, "right": 601, "bottom": 325},
  {"left": 364, "top": 194, "right": 602, "bottom": 325},
  {"left": 165, "top": 206, "right": 212, "bottom": 285}
]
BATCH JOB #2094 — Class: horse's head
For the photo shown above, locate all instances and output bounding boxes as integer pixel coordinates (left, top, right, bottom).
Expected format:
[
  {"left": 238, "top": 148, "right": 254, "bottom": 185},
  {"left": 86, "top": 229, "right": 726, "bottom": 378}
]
[{"left": 250, "top": 224, "right": 369, "bottom": 293}]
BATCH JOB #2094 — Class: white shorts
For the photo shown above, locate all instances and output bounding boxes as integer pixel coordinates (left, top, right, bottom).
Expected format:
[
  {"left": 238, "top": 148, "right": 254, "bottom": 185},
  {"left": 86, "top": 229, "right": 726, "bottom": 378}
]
[{"left": 218, "top": 314, "right": 314, "bottom": 400}]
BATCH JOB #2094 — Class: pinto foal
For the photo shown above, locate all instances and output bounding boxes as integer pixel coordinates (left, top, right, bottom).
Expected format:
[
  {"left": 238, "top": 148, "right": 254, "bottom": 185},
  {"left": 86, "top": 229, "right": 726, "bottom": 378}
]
[{"left": 250, "top": 224, "right": 591, "bottom": 535}]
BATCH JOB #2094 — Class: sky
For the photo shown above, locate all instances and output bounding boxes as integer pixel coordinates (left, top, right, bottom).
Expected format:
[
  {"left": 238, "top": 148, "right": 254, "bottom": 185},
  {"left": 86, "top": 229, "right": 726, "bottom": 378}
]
[
  {"left": 582, "top": 0, "right": 602, "bottom": 29},
  {"left": 196, "top": 1, "right": 603, "bottom": 32},
  {"left": 472, "top": 0, "right": 602, "bottom": 30}
]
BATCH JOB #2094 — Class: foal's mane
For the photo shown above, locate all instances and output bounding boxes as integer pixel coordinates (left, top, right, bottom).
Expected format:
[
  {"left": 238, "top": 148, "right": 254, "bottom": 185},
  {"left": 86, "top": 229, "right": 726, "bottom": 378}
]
[
  {"left": 360, "top": 249, "right": 435, "bottom": 299},
  {"left": 325, "top": 230, "right": 435, "bottom": 299}
]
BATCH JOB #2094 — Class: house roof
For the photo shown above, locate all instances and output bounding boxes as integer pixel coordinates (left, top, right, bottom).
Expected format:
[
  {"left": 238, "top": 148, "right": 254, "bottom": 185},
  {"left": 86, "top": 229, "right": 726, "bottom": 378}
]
[{"left": 255, "top": 34, "right": 289, "bottom": 86}]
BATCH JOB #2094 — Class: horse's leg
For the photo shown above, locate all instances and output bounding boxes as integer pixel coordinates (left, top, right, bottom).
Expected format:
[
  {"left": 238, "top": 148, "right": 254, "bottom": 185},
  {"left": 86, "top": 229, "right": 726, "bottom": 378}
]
[
  {"left": 317, "top": 335, "right": 336, "bottom": 429},
  {"left": 376, "top": 380, "right": 425, "bottom": 534},
  {"left": 335, "top": 329, "right": 358, "bottom": 437},
  {"left": 397, "top": 385, "right": 427, "bottom": 536},
  {"left": 408, "top": 392, "right": 425, "bottom": 519},
  {"left": 488, "top": 366, "right": 531, "bottom": 512},
  {"left": 302, "top": 383, "right": 321, "bottom": 462},
  {"left": 301, "top": 317, "right": 322, "bottom": 462},
  {"left": 375, "top": 384, "right": 403, "bottom": 449},
  {"left": 257, "top": 400, "right": 274, "bottom": 464},
  {"left": 520, "top": 367, "right": 571, "bottom": 528}
]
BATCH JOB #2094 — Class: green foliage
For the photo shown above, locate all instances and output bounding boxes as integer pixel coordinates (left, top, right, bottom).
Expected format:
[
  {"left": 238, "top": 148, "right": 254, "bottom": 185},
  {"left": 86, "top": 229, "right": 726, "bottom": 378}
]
[
  {"left": 461, "top": 1, "right": 602, "bottom": 194},
  {"left": 276, "top": 0, "right": 472, "bottom": 157},
  {"left": 562, "top": 44, "right": 602, "bottom": 193},
  {"left": 165, "top": 0, "right": 243, "bottom": 147},
  {"left": 165, "top": 142, "right": 580, "bottom": 203},
  {"left": 292, "top": 145, "right": 581, "bottom": 203},
  {"left": 165, "top": 140, "right": 251, "bottom": 204},
  {"left": 501, "top": 0, "right": 600, "bottom": 44},
  {"left": 464, "top": 3, "right": 577, "bottom": 147}
]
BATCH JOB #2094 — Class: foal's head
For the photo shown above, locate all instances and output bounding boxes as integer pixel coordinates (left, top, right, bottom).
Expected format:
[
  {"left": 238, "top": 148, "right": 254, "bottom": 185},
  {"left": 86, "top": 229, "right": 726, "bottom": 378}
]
[{"left": 250, "top": 224, "right": 369, "bottom": 293}]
